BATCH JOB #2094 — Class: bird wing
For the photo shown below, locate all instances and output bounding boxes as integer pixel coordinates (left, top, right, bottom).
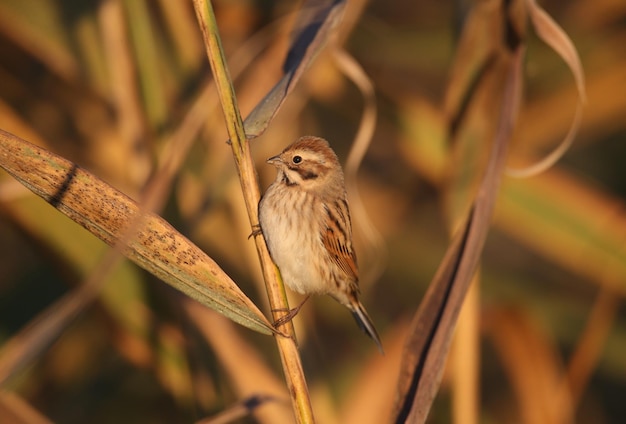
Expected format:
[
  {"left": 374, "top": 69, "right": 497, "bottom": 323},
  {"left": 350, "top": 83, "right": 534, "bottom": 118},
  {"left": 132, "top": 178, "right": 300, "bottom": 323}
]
[{"left": 322, "top": 214, "right": 359, "bottom": 282}]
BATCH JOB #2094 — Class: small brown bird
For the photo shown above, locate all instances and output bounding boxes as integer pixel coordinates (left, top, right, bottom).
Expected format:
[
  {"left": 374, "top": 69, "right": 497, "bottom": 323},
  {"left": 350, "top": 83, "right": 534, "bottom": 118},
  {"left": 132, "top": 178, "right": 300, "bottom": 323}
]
[{"left": 258, "top": 136, "right": 383, "bottom": 353}]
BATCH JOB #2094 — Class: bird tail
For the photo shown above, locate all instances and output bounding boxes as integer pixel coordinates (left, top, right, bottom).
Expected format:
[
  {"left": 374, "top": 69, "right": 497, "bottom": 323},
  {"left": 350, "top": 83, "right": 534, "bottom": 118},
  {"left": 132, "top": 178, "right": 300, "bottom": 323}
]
[{"left": 350, "top": 301, "right": 384, "bottom": 355}]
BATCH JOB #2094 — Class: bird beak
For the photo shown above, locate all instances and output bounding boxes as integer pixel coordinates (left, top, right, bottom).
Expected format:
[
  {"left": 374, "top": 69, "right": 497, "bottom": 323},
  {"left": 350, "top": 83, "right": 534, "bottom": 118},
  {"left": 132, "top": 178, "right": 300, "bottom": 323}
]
[{"left": 266, "top": 154, "right": 281, "bottom": 165}]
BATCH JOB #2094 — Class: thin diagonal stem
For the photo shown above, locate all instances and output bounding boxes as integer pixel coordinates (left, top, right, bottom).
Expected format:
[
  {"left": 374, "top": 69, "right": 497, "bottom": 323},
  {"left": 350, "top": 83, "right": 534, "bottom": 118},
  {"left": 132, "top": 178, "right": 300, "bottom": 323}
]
[{"left": 191, "top": 1, "right": 314, "bottom": 422}]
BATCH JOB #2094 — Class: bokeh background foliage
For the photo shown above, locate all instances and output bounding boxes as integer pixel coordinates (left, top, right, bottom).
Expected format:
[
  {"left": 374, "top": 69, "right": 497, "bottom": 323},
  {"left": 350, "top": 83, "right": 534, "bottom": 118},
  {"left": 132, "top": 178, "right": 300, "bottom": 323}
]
[{"left": 0, "top": 0, "right": 625, "bottom": 423}]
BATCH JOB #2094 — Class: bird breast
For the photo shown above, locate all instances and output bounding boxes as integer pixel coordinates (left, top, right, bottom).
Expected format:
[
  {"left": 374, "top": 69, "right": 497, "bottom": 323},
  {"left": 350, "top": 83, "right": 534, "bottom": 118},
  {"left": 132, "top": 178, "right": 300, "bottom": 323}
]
[{"left": 259, "top": 184, "right": 330, "bottom": 295}]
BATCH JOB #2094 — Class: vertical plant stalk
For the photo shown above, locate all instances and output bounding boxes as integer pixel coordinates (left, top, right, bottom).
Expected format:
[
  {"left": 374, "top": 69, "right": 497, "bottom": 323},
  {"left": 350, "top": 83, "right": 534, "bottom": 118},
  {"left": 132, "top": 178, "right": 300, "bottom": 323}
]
[{"left": 191, "top": 1, "right": 315, "bottom": 423}]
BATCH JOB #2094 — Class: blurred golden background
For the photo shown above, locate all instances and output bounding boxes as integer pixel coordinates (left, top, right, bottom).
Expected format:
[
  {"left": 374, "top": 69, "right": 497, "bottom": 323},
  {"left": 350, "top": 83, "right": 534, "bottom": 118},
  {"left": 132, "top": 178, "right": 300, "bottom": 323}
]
[{"left": 0, "top": 0, "right": 625, "bottom": 423}]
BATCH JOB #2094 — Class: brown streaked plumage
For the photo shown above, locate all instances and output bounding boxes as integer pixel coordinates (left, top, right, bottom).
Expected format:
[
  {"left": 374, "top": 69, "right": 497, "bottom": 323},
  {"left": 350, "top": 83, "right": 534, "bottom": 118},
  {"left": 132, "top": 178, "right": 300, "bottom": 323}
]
[{"left": 258, "top": 136, "right": 383, "bottom": 353}]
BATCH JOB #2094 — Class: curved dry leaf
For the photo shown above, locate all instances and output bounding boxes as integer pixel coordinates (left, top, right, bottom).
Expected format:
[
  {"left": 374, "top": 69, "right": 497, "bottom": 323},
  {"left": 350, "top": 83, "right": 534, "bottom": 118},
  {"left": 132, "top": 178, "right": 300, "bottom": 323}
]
[
  {"left": 333, "top": 47, "right": 376, "bottom": 177},
  {"left": 506, "top": 0, "right": 587, "bottom": 178},
  {"left": 526, "top": 0, "right": 586, "bottom": 101},
  {"left": 332, "top": 47, "right": 386, "bottom": 287},
  {"left": 393, "top": 47, "right": 525, "bottom": 423},
  {"left": 506, "top": 101, "right": 582, "bottom": 178},
  {"left": 243, "top": 0, "right": 346, "bottom": 138},
  {"left": 0, "top": 130, "right": 273, "bottom": 335}
]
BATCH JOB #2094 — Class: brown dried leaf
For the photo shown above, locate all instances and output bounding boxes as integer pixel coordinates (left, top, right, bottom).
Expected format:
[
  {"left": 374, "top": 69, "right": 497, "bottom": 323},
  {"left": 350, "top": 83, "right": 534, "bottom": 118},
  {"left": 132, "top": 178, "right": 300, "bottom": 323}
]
[
  {"left": 393, "top": 47, "right": 525, "bottom": 423},
  {"left": 527, "top": 0, "right": 585, "bottom": 101},
  {"left": 243, "top": 0, "right": 346, "bottom": 138},
  {"left": 0, "top": 130, "right": 273, "bottom": 335},
  {"left": 332, "top": 47, "right": 385, "bottom": 287},
  {"left": 506, "top": 0, "right": 587, "bottom": 177}
]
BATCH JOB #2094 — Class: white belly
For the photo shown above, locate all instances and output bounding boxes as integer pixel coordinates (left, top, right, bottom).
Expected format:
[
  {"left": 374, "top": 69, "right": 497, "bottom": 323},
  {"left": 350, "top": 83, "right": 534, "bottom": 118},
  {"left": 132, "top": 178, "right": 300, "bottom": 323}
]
[{"left": 259, "top": 188, "right": 327, "bottom": 295}]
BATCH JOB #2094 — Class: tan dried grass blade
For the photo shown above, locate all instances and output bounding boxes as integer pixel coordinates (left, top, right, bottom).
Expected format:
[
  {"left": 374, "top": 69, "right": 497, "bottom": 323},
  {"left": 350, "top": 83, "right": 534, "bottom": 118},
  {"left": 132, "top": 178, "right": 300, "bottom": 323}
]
[
  {"left": 393, "top": 47, "right": 525, "bottom": 423},
  {"left": 192, "top": 1, "right": 314, "bottom": 422},
  {"left": 192, "top": 0, "right": 279, "bottom": 322},
  {"left": 243, "top": 0, "right": 346, "bottom": 138},
  {"left": 0, "top": 129, "right": 273, "bottom": 335},
  {"left": 506, "top": 0, "right": 587, "bottom": 178},
  {"left": 333, "top": 47, "right": 386, "bottom": 287}
]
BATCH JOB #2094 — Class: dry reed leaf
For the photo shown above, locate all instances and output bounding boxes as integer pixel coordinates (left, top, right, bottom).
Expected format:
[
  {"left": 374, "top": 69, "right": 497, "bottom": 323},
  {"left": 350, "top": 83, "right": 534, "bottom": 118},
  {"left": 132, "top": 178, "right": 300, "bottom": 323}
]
[
  {"left": 0, "top": 166, "right": 157, "bottom": 387},
  {"left": 512, "top": 55, "right": 626, "bottom": 153},
  {"left": 332, "top": 47, "right": 386, "bottom": 288},
  {"left": 392, "top": 46, "right": 524, "bottom": 423},
  {"left": 0, "top": 130, "right": 273, "bottom": 335},
  {"left": 243, "top": 0, "right": 346, "bottom": 138},
  {"left": 443, "top": 0, "right": 524, "bottom": 223},
  {"left": 506, "top": 0, "right": 586, "bottom": 178},
  {"left": 444, "top": 5, "right": 525, "bottom": 423},
  {"left": 192, "top": 1, "right": 314, "bottom": 421},
  {"left": 0, "top": 44, "right": 218, "bottom": 388},
  {"left": 526, "top": 0, "right": 586, "bottom": 101}
]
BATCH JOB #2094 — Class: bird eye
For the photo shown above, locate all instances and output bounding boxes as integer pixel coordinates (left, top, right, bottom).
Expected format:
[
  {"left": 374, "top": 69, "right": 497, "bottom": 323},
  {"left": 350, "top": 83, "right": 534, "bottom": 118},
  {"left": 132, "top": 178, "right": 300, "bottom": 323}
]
[{"left": 292, "top": 155, "right": 302, "bottom": 164}]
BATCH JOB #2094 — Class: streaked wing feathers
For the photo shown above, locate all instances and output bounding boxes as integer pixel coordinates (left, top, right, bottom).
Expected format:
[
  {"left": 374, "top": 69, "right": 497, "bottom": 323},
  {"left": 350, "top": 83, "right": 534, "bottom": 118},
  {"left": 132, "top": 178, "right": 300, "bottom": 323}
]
[{"left": 322, "top": 217, "right": 358, "bottom": 281}]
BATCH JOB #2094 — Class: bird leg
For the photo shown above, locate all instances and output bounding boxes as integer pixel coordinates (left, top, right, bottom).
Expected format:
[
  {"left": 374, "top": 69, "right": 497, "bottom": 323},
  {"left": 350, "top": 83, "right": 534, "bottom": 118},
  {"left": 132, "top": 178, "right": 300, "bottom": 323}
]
[
  {"left": 272, "top": 295, "right": 310, "bottom": 328},
  {"left": 248, "top": 224, "right": 263, "bottom": 239}
]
